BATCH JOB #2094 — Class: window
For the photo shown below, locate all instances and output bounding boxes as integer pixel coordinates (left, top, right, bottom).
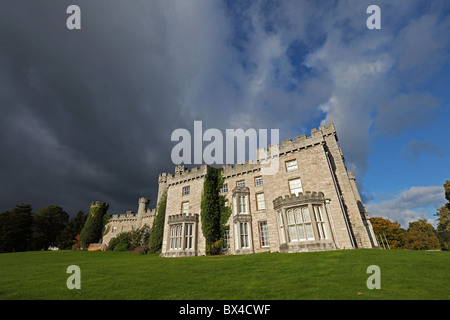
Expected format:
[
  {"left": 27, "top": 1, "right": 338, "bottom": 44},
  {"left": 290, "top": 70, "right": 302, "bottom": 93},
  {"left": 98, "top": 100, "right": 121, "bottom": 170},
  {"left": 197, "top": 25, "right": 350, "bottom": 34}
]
[
  {"left": 183, "top": 186, "right": 190, "bottom": 196},
  {"left": 181, "top": 201, "right": 189, "bottom": 214},
  {"left": 112, "top": 226, "right": 117, "bottom": 233},
  {"left": 259, "top": 221, "right": 269, "bottom": 247},
  {"left": 184, "top": 223, "right": 193, "bottom": 249},
  {"left": 132, "top": 225, "right": 136, "bottom": 230},
  {"left": 169, "top": 224, "right": 182, "bottom": 250},
  {"left": 256, "top": 193, "right": 266, "bottom": 210},
  {"left": 223, "top": 229, "right": 230, "bottom": 248},
  {"left": 286, "top": 207, "right": 314, "bottom": 242},
  {"left": 220, "top": 183, "right": 228, "bottom": 193},
  {"left": 255, "top": 176, "right": 263, "bottom": 186},
  {"left": 314, "top": 206, "right": 327, "bottom": 239},
  {"left": 238, "top": 195, "right": 247, "bottom": 213},
  {"left": 288, "top": 178, "right": 303, "bottom": 196},
  {"left": 224, "top": 200, "right": 229, "bottom": 207},
  {"left": 121, "top": 226, "right": 126, "bottom": 232},
  {"left": 240, "top": 222, "right": 249, "bottom": 248},
  {"left": 237, "top": 180, "right": 245, "bottom": 188},
  {"left": 286, "top": 159, "right": 298, "bottom": 172}
]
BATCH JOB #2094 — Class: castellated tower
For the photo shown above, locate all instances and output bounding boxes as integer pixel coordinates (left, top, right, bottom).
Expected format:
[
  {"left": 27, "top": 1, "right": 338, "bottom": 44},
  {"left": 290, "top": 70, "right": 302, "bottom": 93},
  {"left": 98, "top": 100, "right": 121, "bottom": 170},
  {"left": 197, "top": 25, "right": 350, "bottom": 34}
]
[
  {"left": 157, "top": 173, "right": 169, "bottom": 205},
  {"left": 137, "top": 197, "right": 150, "bottom": 227}
]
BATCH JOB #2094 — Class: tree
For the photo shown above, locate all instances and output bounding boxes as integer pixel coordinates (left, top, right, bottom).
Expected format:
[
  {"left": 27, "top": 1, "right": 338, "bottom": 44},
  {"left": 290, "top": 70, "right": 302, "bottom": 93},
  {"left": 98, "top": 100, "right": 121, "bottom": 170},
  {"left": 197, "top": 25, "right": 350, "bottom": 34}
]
[
  {"left": 370, "top": 217, "right": 406, "bottom": 249},
  {"left": 57, "top": 211, "right": 87, "bottom": 250},
  {"left": 0, "top": 204, "right": 33, "bottom": 252},
  {"left": 79, "top": 202, "right": 109, "bottom": 249},
  {"left": 31, "top": 205, "right": 69, "bottom": 250},
  {"left": 148, "top": 192, "right": 167, "bottom": 254},
  {"left": 405, "top": 219, "right": 440, "bottom": 250},
  {"left": 435, "top": 180, "right": 450, "bottom": 250}
]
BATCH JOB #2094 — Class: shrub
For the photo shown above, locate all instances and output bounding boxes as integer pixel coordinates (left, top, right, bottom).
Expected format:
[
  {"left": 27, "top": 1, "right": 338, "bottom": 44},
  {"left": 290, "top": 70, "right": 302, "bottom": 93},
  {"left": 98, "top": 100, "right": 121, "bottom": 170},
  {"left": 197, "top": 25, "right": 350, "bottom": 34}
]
[
  {"left": 107, "top": 226, "right": 150, "bottom": 252},
  {"left": 134, "top": 244, "right": 149, "bottom": 254},
  {"left": 113, "top": 243, "right": 129, "bottom": 252}
]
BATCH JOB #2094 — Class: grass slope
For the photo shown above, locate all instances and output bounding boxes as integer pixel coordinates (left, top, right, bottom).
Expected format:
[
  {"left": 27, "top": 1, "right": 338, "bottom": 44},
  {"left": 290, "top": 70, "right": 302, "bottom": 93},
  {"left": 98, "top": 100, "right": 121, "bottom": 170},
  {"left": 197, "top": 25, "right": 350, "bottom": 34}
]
[{"left": 0, "top": 249, "right": 448, "bottom": 300}]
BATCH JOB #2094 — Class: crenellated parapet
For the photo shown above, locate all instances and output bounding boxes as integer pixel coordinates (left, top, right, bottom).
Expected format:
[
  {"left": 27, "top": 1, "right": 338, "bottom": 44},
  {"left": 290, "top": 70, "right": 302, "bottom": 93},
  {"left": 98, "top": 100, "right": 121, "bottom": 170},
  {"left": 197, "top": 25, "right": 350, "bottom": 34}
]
[
  {"left": 159, "top": 164, "right": 209, "bottom": 186},
  {"left": 257, "top": 123, "right": 336, "bottom": 161},
  {"left": 168, "top": 213, "right": 199, "bottom": 224},
  {"left": 90, "top": 201, "right": 109, "bottom": 210},
  {"left": 159, "top": 123, "right": 336, "bottom": 181},
  {"left": 273, "top": 191, "right": 325, "bottom": 210}
]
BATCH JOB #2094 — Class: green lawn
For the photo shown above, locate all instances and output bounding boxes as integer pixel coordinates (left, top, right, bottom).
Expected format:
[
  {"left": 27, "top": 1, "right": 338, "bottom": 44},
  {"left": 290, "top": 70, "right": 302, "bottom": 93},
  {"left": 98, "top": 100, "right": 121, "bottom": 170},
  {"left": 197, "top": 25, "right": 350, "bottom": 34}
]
[{"left": 0, "top": 249, "right": 448, "bottom": 300}]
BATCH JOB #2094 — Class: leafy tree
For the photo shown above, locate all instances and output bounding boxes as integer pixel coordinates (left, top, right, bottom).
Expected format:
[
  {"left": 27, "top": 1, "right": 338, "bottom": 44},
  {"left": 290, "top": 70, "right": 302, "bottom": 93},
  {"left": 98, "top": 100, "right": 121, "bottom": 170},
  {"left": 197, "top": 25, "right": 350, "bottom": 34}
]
[
  {"left": 57, "top": 211, "right": 87, "bottom": 250},
  {"left": 370, "top": 217, "right": 406, "bottom": 249},
  {"left": 148, "top": 192, "right": 167, "bottom": 254},
  {"left": 0, "top": 204, "right": 33, "bottom": 252},
  {"left": 79, "top": 202, "right": 109, "bottom": 249},
  {"left": 31, "top": 206, "right": 69, "bottom": 250},
  {"left": 434, "top": 180, "right": 450, "bottom": 250},
  {"left": 405, "top": 219, "right": 440, "bottom": 250}
]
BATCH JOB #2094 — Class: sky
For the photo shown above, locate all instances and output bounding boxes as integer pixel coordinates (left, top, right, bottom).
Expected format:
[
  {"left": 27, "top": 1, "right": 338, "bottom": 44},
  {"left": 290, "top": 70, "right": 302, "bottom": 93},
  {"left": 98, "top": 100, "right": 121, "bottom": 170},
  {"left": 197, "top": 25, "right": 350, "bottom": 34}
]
[{"left": 0, "top": 0, "right": 449, "bottom": 228}]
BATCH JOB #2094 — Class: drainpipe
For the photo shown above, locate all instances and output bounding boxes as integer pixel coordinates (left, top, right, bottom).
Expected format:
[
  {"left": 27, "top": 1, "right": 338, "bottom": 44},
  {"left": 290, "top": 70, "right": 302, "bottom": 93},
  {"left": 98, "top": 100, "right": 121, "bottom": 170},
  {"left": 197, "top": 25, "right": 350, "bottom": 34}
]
[{"left": 325, "top": 150, "right": 356, "bottom": 248}]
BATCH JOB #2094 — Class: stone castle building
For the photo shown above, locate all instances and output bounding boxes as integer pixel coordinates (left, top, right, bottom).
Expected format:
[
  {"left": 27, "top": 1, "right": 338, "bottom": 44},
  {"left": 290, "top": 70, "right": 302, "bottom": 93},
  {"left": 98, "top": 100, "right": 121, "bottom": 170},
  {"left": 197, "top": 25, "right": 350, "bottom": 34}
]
[{"left": 102, "top": 123, "right": 378, "bottom": 256}]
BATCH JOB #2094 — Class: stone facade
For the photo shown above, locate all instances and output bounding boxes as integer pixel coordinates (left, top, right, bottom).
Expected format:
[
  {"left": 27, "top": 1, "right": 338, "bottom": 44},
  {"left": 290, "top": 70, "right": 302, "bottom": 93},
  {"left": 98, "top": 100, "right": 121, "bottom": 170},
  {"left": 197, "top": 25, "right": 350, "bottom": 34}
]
[
  {"left": 102, "top": 197, "right": 156, "bottom": 246},
  {"left": 102, "top": 123, "right": 378, "bottom": 256}
]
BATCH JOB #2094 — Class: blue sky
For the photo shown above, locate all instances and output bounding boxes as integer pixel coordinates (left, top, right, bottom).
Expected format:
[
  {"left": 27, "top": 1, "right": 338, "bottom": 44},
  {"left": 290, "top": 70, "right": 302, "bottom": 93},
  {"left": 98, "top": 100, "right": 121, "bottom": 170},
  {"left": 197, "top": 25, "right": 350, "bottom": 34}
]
[{"left": 0, "top": 0, "right": 449, "bottom": 228}]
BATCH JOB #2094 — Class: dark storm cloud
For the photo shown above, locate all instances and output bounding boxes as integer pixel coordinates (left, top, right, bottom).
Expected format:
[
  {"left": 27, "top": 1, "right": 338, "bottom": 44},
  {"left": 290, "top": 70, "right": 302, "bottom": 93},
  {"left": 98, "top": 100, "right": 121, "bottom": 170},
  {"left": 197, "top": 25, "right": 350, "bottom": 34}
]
[{"left": 0, "top": 1, "right": 189, "bottom": 214}]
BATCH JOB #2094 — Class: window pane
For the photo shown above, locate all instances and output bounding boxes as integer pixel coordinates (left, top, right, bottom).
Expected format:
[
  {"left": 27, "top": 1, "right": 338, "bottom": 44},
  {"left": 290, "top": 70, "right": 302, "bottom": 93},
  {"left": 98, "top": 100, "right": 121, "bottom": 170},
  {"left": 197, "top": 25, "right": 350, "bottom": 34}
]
[
  {"left": 240, "top": 222, "right": 249, "bottom": 248},
  {"left": 286, "top": 160, "right": 298, "bottom": 172},
  {"left": 220, "top": 184, "right": 228, "bottom": 193},
  {"left": 288, "top": 225, "right": 298, "bottom": 242},
  {"left": 182, "top": 202, "right": 189, "bottom": 214},
  {"left": 287, "top": 209, "right": 294, "bottom": 224},
  {"left": 256, "top": 193, "right": 265, "bottom": 210},
  {"left": 302, "top": 207, "right": 311, "bottom": 222},
  {"left": 305, "top": 224, "right": 314, "bottom": 240},
  {"left": 289, "top": 178, "right": 303, "bottom": 195},
  {"left": 259, "top": 221, "right": 269, "bottom": 247},
  {"left": 294, "top": 208, "right": 302, "bottom": 223},
  {"left": 239, "top": 195, "right": 246, "bottom": 213},
  {"left": 297, "top": 225, "right": 306, "bottom": 240}
]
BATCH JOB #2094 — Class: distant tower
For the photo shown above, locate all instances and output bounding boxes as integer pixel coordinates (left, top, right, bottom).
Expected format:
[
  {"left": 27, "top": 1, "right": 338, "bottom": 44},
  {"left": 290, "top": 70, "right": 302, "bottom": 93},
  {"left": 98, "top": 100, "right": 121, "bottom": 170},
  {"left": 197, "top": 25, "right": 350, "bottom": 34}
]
[
  {"left": 157, "top": 173, "right": 169, "bottom": 205},
  {"left": 137, "top": 197, "right": 149, "bottom": 228}
]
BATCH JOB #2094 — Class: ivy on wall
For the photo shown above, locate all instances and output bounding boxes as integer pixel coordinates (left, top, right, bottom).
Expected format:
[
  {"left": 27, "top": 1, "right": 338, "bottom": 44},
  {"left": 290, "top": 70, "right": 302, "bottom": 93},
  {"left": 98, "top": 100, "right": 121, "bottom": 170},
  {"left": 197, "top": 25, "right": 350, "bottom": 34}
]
[{"left": 201, "top": 167, "right": 230, "bottom": 255}]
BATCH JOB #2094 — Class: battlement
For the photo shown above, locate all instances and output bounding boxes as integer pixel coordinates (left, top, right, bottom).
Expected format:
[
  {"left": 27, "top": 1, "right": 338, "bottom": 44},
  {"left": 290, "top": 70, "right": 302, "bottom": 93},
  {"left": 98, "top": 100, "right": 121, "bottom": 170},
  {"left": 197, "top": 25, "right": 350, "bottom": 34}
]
[
  {"left": 273, "top": 191, "right": 325, "bottom": 210},
  {"left": 231, "top": 186, "right": 250, "bottom": 195},
  {"left": 160, "top": 123, "right": 336, "bottom": 182},
  {"left": 222, "top": 162, "right": 260, "bottom": 179},
  {"left": 161, "top": 164, "right": 209, "bottom": 186},
  {"left": 257, "top": 123, "right": 336, "bottom": 161},
  {"left": 90, "top": 201, "right": 109, "bottom": 209},
  {"left": 168, "top": 213, "right": 199, "bottom": 224}
]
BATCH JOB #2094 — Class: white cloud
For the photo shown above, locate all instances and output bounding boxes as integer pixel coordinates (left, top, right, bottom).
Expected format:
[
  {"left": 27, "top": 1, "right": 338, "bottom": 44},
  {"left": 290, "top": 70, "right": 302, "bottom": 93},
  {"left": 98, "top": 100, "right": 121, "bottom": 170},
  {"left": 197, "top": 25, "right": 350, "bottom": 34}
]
[{"left": 366, "top": 186, "right": 446, "bottom": 228}]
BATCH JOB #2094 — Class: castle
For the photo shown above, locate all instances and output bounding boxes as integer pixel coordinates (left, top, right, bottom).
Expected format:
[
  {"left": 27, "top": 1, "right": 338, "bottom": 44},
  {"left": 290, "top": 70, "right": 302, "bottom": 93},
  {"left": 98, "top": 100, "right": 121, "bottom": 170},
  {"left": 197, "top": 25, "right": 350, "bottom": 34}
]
[{"left": 102, "top": 123, "right": 378, "bottom": 256}]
